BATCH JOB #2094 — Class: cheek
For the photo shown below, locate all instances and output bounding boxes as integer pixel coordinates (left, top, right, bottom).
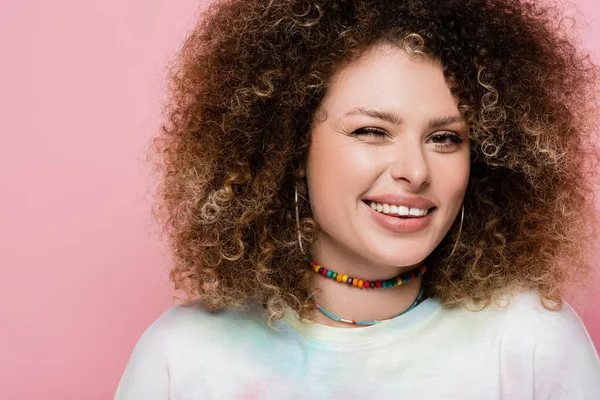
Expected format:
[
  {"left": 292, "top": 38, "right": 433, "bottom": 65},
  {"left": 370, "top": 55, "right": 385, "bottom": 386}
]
[
  {"left": 457, "top": 153, "right": 471, "bottom": 194},
  {"left": 431, "top": 154, "right": 470, "bottom": 203},
  {"left": 306, "top": 136, "right": 374, "bottom": 216}
]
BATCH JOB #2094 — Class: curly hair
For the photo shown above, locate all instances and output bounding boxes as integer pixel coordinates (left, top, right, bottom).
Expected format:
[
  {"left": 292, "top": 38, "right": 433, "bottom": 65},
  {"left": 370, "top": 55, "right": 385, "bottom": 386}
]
[{"left": 150, "top": 0, "right": 600, "bottom": 321}]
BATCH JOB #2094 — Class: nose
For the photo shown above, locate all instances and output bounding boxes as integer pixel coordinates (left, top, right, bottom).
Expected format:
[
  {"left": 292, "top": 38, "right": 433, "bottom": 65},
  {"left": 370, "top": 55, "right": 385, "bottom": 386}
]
[{"left": 389, "top": 138, "right": 430, "bottom": 189}]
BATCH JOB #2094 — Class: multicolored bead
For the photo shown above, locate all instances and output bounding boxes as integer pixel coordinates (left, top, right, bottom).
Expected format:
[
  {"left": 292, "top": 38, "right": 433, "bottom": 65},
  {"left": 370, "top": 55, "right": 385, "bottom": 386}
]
[{"left": 307, "top": 256, "right": 427, "bottom": 290}]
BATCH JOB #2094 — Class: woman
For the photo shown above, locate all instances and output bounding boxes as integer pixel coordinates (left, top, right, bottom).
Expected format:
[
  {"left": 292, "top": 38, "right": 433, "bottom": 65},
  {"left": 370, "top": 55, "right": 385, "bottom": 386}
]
[{"left": 116, "top": 0, "right": 600, "bottom": 398}]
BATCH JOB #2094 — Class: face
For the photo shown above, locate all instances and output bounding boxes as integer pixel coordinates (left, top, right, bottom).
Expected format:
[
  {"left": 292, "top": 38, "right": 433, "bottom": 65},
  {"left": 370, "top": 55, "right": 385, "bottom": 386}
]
[{"left": 305, "top": 42, "right": 470, "bottom": 270}]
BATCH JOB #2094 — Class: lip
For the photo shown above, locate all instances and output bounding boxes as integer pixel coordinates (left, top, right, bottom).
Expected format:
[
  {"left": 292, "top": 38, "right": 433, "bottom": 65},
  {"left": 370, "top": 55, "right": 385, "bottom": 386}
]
[
  {"left": 363, "top": 201, "right": 435, "bottom": 233},
  {"left": 362, "top": 194, "right": 436, "bottom": 210}
]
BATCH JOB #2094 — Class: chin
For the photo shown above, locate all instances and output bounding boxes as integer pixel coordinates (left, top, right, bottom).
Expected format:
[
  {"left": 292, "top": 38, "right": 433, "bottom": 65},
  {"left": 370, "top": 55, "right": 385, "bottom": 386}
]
[{"left": 365, "top": 244, "right": 433, "bottom": 268}]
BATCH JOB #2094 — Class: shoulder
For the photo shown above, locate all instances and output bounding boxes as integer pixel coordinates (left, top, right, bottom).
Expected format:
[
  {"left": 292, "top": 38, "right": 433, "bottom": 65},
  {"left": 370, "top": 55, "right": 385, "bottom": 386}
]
[
  {"left": 439, "top": 289, "right": 600, "bottom": 369},
  {"left": 446, "top": 289, "right": 591, "bottom": 333},
  {"left": 506, "top": 291, "right": 599, "bottom": 364},
  {"left": 513, "top": 291, "right": 600, "bottom": 396},
  {"left": 115, "top": 301, "right": 273, "bottom": 399},
  {"left": 478, "top": 290, "right": 596, "bottom": 344},
  {"left": 451, "top": 290, "right": 597, "bottom": 351},
  {"left": 455, "top": 289, "right": 600, "bottom": 397},
  {"left": 146, "top": 300, "right": 273, "bottom": 348}
]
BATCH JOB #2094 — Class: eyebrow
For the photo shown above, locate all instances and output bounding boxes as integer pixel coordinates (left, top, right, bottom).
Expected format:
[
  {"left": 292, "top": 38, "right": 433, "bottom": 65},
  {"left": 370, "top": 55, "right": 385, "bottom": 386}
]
[{"left": 344, "top": 108, "right": 465, "bottom": 128}]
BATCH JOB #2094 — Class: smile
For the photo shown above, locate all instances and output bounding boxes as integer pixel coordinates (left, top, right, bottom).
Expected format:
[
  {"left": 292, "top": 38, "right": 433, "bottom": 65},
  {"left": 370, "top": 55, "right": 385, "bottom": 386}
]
[
  {"left": 367, "top": 201, "right": 431, "bottom": 218},
  {"left": 363, "top": 201, "right": 436, "bottom": 233}
]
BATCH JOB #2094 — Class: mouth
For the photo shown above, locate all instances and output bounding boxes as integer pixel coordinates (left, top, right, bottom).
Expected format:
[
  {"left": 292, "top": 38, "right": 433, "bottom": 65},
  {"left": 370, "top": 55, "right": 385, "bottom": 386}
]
[{"left": 362, "top": 200, "right": 437, "bottom": 219}]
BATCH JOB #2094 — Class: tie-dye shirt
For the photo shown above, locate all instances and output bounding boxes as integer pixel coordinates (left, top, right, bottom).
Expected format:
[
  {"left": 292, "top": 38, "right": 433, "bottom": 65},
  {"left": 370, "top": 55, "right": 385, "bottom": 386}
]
[{"left": 115, "top": 290, "right": 600, "bottom": 399}]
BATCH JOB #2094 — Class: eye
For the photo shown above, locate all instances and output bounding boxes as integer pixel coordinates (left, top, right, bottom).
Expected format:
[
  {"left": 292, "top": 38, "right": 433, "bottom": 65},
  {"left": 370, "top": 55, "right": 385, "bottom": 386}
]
[
  {"left": 352, "top": 127, "right": 389, "bottom": 138},
  {"left": 428, "top": 132, "right": 464, "bottom": 150}
]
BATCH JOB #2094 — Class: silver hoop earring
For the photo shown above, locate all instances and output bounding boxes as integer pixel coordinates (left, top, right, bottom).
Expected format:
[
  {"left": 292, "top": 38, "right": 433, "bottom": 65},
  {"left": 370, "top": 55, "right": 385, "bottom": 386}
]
[
  {"left": 448, "top": 204, "right": 464, "bottom": 258},
  {"left": 294, "top": 185, "right": 305, "bottom": 255}
]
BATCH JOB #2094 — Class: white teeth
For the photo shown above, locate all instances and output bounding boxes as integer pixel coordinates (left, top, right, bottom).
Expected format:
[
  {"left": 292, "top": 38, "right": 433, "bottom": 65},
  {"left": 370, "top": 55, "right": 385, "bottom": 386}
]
[{"left": 368, "top": 201, "right": 429, "bottom": 217}]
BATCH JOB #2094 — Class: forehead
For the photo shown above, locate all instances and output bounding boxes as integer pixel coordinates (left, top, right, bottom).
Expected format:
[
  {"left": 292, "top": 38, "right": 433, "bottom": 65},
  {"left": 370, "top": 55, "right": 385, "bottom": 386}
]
[{"left": 319, "top": 43, "right": 459, "bottom": 119}]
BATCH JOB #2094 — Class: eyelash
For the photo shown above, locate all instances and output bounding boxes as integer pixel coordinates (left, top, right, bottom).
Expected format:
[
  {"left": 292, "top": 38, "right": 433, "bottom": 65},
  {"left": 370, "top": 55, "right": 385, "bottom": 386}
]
[{"left": 352, "top": 127, "right": 464, "bottom": 149}]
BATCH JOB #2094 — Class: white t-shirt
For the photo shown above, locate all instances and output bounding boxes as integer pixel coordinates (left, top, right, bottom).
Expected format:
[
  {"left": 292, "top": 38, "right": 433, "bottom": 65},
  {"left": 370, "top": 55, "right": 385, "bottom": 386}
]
[{"left": 114, "top": 290, "right": 600, "bottom": 399}]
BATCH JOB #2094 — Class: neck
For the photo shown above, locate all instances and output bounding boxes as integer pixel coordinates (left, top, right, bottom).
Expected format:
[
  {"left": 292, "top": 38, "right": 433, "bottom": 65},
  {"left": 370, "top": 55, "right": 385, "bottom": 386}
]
[{"left": 307, "top": 234, "right": 426, "bottom": 328}]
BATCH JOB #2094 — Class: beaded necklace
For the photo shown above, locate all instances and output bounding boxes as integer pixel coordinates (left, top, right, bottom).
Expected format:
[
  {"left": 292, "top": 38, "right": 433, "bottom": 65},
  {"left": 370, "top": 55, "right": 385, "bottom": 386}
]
[
  {"left": 307, "top": 257, "right": 427, "bottom": 289},
  {"left": 307, "top": 287, "right": 426, "bottom": 326}
]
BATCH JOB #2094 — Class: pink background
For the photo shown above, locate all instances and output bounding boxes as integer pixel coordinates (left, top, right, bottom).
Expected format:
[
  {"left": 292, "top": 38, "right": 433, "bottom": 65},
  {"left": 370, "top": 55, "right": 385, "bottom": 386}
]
[{"left": 0, "top": 1, "right": 598, "bottom": 399}]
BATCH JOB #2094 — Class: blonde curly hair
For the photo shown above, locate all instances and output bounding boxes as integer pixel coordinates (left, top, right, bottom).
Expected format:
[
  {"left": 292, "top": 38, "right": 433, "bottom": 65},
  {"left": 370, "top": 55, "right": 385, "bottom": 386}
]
[{"left": 149, "top": 0, "right": 600, "bottom": 322}]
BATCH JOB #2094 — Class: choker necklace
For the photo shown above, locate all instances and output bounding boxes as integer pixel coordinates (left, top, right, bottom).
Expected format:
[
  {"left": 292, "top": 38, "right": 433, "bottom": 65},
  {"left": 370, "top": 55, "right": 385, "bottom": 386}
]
[
  {"left": 307, "top": 257, "right": 426, "bottom": 289},
  {"left": 308, "top": 287, "right": 426, "bottom": 326}
]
